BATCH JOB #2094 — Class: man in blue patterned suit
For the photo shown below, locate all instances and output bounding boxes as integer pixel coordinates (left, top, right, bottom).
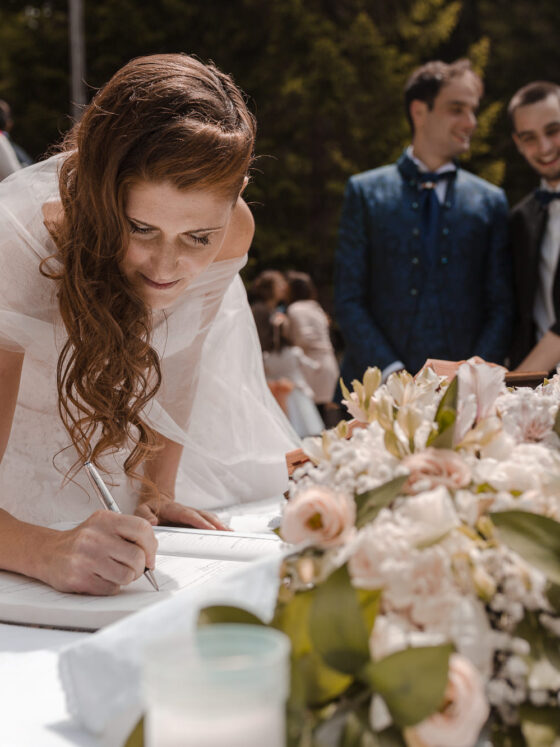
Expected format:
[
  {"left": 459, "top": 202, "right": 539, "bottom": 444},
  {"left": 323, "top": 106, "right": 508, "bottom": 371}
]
[{"left": 334, "top": 59, "right": 513, "bottom": 388}]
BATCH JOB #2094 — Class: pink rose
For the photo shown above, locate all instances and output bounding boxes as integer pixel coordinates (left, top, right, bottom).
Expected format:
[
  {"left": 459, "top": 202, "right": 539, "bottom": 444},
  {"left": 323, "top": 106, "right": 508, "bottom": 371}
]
[
  {"left": 402, "top": 448, "right": 471, "bottom": 494},
  {"left": 281, "top": 486, "right": 356, "bottom": 548},
  {"left": 404, "top": 654, "right": 489, "bottom": 747}
]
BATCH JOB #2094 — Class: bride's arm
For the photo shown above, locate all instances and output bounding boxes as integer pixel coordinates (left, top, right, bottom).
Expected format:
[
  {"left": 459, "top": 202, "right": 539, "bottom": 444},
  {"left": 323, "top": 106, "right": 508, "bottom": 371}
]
[
  {"left": 0, "top": 347, "right": 157, "bottom": 594},
  {"left": 135, "top": 434, "right": 228, "bottom": 529}
]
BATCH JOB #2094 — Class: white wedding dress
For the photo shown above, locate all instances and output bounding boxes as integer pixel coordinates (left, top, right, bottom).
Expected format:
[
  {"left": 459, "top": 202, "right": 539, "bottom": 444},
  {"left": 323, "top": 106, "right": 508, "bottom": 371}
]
[{"left": 0, "top": 155, "right": 298, "bottom": 526}]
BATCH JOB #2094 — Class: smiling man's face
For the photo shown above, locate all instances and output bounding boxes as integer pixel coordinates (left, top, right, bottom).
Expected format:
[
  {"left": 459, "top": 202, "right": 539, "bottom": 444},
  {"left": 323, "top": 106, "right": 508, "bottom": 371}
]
[
  {"left": 411, "top": 72, "right": 480, "bottom": 168},
  {"left": 513, "top": 94, "right": 560, "bottom": 187}
]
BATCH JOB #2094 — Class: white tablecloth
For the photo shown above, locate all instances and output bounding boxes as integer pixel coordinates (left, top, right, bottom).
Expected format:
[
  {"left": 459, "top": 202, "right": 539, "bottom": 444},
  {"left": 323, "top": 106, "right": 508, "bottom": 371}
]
[
  {"left": 0, "top": 497, "right": 285, "bottom": 746},
  {"left": 0, "top": 623, "right": 99, "bottom": 746}
]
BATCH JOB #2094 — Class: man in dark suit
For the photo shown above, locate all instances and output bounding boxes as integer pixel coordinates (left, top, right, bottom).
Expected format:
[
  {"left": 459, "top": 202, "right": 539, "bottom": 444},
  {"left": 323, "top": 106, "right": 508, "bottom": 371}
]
[
  {"left": 508, "top": 82, "right": 560, "bottom": 373},
  {"left": 334, "top": 59, "right": 513, "bottom": 388}
]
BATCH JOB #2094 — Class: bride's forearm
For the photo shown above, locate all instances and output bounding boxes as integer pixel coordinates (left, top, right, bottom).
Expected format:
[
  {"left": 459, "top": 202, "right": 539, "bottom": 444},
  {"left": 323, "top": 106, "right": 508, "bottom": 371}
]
[{"left": 0, "top": 508, "right": 58, "bottom": 581}]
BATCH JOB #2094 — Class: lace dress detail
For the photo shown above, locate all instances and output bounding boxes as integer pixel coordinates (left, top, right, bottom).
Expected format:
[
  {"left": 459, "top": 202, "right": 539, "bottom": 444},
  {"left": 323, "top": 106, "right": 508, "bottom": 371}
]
[{"left": 0, "top": 155, "right": 298, "bottom": 526}]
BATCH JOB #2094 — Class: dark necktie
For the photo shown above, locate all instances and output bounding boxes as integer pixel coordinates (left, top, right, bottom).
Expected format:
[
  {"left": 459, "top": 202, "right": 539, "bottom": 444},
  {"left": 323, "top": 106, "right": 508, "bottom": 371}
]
[
  {"left": 534, "top": 189, "right": 560, "bottom": 207},
  {"left": 418, "top": 171, "right": 454, "bottom": 261}
]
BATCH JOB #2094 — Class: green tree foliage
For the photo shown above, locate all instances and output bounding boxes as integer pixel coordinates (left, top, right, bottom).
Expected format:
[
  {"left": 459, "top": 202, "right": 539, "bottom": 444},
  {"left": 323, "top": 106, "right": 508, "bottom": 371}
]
[{"left": 0, "top": 0, "right": 557, "bottom": 292}]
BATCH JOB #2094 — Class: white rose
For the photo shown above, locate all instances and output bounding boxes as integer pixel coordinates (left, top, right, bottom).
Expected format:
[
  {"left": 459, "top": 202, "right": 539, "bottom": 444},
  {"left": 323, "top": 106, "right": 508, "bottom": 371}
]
[{"left": 398, "top": 486, "right": 460, "bottom": 546}]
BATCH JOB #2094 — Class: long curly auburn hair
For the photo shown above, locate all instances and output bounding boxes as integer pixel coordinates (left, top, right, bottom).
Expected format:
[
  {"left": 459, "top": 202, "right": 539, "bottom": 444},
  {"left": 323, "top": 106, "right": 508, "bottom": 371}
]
[{"left": 44, "top": 53, "right": 256, "bottom": 486}]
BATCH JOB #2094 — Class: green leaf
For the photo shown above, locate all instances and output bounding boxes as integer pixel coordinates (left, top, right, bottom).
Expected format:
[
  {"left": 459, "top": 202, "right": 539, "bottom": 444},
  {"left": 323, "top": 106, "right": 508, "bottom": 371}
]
[
  {"left": 355, "top": 475, "right": 408, "bottom": 529},
  {"left": 309, "top": 564, "right": 372, "bottom": 675},
  {"left": 360, "top": 644, "right": 453, "bottom": 727},
  {"left": 272, "top": 589, "right": 352, "bottom": 708},
  {"left": 520, "top": 705, "right": 560, "bottom": 747},
  {"left": 123, "top": 718, "right": 144, "bottom": 747},
  {"left": 515, "top": 611, "right": 560, "bottom": 672},
  {"left": 491, "top": 511, "right": 560, "bottom": 585},
  {"left": 272, "top": 589, "right": 314, "bottom": 658},
  {"left": 357, "top": 588, "right": 382, "bottom": 635},
  {"left": 198, "top": 605, "right": 264, "bottom": 627},
  {"left": 293, "top": 650, "right": 353, "bottom": 708},
  {"left": 426, "top": 376, "right": 458, "bottom": 449}
]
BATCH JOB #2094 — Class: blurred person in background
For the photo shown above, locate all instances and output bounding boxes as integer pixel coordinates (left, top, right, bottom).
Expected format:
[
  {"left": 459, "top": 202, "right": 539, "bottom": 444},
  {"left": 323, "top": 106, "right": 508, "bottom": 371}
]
[
  {"left": 260, "top": 309, "right": 325, "bottom": 438},
  {"left": 0, "top": 100, "right": 33, "bottom": 169},
  {"left": 284, "top": 271, "right": 339, "bottom": 423},
  {"left": 335, "top": 59, "right": 513, "bottom": 391},
  {"left": 508, "top": 81, "right": 560, "bottom": 374}
]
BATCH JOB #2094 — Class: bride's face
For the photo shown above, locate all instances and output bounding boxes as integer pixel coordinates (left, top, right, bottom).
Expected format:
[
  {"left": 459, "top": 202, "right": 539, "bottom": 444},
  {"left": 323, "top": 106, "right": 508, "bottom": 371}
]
[{"left": 120, "top": 180, "right": 235, "bottom": 310}]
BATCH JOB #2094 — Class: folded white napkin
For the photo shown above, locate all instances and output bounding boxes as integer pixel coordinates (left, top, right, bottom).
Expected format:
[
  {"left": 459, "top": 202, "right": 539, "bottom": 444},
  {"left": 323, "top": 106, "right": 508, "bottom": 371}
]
[{"left": 58, "top": 554, "right": 283, "bottom": 734}]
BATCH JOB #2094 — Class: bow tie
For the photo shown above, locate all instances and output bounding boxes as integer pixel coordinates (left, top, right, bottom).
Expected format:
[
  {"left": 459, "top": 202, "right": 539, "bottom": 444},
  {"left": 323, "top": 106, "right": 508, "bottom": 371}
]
[
  {"left": 535, "top": 189, "right": 560, "bottom": 207},
  {"left": 417, "top": 171, "right": 455, "bottom": 189}
]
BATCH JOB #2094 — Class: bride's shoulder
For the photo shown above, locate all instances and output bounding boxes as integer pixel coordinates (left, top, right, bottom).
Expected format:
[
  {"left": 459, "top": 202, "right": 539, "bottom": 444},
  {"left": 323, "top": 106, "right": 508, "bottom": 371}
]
[{"left": 215, "top": 197, "right": 255, "bottom": 261}]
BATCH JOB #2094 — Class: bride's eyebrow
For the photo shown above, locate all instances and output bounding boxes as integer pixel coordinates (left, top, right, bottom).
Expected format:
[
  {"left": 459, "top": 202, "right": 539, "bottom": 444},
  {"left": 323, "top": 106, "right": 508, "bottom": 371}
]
[
  {"left": 126, "top": 216, "right": 155, "bottom": 228},
  {"left": 189, "top": 225, "right": 224, "bottom": 233},
  {"left": 126, "top": 215, "right": 224, "bottom": 233}
]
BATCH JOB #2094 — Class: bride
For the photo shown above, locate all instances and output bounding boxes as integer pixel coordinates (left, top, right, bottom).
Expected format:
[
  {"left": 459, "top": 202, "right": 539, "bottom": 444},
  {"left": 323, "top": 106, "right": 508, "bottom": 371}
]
[{"left": 0, "top": 53, "right": 296, "bottom": 595}]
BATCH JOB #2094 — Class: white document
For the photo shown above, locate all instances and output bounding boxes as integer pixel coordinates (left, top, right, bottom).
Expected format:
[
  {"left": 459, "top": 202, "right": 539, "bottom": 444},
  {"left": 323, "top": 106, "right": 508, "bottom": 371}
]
[{"left": 0, "top": 529, "right": 282, "bottom": 631}]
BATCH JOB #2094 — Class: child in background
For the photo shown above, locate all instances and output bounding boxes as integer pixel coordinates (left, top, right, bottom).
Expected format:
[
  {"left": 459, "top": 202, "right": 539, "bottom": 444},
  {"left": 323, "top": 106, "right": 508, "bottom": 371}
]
[
  {"left": 285, "top": 271, "right": 339, "bottom": 419},
  {"left": 261, "top": 311, "right": 325, "bottom": 438}
]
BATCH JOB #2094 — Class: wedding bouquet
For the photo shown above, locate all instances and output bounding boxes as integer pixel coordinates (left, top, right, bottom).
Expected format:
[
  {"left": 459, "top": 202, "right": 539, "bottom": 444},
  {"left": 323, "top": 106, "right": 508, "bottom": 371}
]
[{"left": 202, "top": 359, "right": 560, "bottom": 747}]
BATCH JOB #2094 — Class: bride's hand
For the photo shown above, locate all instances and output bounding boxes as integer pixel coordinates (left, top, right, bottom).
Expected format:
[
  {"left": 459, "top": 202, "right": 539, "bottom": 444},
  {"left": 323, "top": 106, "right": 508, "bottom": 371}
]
[
  {"left": 135, "top": 493, "right": 229, "bottom": 530},
  {"left": 39, "top": 511, "right": 157, "bottom": 595}
]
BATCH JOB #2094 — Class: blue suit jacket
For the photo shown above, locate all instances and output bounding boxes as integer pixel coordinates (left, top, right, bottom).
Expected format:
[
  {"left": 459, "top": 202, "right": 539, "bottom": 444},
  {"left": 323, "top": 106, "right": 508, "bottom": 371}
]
[{"left": 334, "top": 152, "right": 513, "bottom": 385}]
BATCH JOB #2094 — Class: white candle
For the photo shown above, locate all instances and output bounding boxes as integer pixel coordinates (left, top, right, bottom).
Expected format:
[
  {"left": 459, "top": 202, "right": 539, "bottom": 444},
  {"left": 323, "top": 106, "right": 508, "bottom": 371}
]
[
  {"left": 146, "top": 703, "right": 285, "bottom": 747},
  {"left": 142, "top": 625, "right": 290, "bottom": 747}
]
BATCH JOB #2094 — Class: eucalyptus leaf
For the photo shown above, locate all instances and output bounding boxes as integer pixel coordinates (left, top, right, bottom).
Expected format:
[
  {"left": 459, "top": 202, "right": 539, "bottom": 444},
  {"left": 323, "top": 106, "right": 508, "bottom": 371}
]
[
  {"left": 520, "top": 705, "right": 560, "bottom": 747},
  {"left": 355, "top": 475, "right": 408, "bottom": 529},
  {"left": 426, "top": 376, "right": 458, "bottom": 449},
  {"left": 360, "top": 644, "right": 453, "bottom": 727},
  {"left": 309, "top": 564, "right": 372, "bottom": 675},
  {"left": 491, "top": 511, "right": 560, "bottom": 585}
]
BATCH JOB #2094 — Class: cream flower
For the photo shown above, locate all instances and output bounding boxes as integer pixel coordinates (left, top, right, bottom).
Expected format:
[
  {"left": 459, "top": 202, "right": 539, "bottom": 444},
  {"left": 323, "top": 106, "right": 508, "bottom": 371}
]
[
  {"left": 404, "top": 654, "right": 489, "bottom": 747},
  {"left": 498, "top": 389, "right": 557, "bottom": 444},
  {"left": 402, "top": 448, "right": 471, "bottom": 494},
  {"left": 280, "top": 485, "right": 356, "bottom": 549},
  {"left": 455, "top": 358, "right": 506, "bottom": 442}
]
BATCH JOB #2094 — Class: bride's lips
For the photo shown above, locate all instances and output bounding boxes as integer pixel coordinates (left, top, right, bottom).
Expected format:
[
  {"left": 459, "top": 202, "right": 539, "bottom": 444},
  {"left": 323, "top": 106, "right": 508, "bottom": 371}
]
[{"left": 140, "top": 274, "right": 180, "bottom": 290}]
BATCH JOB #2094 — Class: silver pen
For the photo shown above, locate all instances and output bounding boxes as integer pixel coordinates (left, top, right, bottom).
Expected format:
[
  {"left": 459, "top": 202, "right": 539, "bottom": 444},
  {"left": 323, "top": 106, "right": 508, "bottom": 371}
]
[{"left": 84, "top": 461, "right": 159, "bottom": 591}]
